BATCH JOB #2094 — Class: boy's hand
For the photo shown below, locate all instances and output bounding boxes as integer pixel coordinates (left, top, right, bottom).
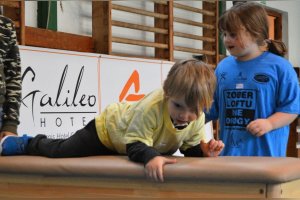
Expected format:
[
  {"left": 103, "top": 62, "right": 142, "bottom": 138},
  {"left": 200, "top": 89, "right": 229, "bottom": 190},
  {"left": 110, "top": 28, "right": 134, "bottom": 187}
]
[
  {"left": 145, "top": 156, "right": 177, "bottom": 182},
  {"left": 200, "top": 139, "right": 224, "bottom": 157}
]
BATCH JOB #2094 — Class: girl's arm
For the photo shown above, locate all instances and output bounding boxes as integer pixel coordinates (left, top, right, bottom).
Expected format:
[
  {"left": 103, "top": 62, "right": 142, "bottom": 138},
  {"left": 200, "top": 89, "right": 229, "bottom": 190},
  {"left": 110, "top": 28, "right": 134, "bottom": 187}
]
[
  {"left": 268, "top": 112, "right": 298, "bottom": 130},
  {"left": 247, "top": 112, "right": 298, "bottom": 137}
]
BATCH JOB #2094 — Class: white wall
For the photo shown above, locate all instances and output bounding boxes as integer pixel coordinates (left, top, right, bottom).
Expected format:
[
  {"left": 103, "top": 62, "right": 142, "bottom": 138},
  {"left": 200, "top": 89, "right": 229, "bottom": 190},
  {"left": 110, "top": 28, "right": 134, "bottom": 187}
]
[
  {"left": 265, "top": 1, "right": 300, "bottom": 67},
  {"left": 57, "top": 1, "right": 92, "bottom": 36},
  {"left": 25, "top": 1, "right": 37, "bottom": 27},
  {"left": 25, "top": 1, "right": 300, "bottom": 66}
]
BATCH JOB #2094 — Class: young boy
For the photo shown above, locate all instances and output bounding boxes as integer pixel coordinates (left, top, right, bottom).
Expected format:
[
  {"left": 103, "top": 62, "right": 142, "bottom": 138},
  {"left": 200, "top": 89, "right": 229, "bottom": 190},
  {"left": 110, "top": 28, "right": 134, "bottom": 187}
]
[{"left": 0, "top": 59, "right": 224, "bottom": 182}]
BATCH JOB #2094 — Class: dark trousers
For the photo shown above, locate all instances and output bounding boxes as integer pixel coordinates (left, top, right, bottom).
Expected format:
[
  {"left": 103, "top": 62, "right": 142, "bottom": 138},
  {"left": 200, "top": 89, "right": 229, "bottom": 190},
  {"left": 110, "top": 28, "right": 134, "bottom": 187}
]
[{"left": 27, "top": 119, "right": 117, "bottom": 158}]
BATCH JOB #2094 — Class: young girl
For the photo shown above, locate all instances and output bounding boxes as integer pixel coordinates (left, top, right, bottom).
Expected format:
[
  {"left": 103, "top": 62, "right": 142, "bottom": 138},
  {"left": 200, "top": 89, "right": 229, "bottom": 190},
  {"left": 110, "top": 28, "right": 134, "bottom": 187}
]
[
  {"left": 205, "top": 2, "right": 300, "bottom": 157},
  {"left": 0, "top": 59, "right": 224, "bottom": 182}
]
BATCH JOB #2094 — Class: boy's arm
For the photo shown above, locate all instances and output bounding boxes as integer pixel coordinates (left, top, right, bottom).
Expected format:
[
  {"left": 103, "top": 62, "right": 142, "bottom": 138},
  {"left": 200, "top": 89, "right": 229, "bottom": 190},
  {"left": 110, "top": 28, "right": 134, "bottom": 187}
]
[
  {"left": 127, "top": 141, "right": 177, "bottom": 182},
  {"left": 126, "top": 141, "right": 161, "bottom": 165},
  {"left": 181, "top": 140, "right": 224, "bottom": 157},
  {"left": 180, "top": 144, "right": 204, "bottom": 157}
]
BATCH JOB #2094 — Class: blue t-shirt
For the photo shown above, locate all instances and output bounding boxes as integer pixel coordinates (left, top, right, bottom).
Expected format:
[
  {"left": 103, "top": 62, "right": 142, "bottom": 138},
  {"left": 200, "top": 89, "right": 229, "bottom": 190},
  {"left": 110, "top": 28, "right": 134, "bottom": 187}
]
[{"left": 205, "top": 52, "right": 300, "bottom": 157}]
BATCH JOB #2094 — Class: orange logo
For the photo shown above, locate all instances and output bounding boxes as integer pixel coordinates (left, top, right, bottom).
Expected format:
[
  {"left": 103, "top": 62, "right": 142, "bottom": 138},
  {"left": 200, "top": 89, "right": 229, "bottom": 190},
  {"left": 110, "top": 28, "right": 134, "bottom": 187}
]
[{"left": 119, "top": 70, "right": 145, "bottom": 102}]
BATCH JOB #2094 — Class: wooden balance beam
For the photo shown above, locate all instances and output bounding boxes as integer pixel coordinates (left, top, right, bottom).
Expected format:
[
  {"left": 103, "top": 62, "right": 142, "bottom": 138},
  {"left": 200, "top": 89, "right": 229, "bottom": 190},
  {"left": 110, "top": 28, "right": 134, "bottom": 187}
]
[{"left": 0, "top": 156, "right": 300, "bottom": 199}]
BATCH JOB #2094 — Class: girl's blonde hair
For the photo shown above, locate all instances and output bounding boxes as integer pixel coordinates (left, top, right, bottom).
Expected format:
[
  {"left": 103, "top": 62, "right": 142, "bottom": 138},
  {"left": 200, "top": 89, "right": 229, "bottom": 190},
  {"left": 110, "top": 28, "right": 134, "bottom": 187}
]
[
  {"left": 219, "top": 2, "right": 286, "bottom": 57},
  {"left": 163, "top": 59, "right": 216, "bottom": 116}
]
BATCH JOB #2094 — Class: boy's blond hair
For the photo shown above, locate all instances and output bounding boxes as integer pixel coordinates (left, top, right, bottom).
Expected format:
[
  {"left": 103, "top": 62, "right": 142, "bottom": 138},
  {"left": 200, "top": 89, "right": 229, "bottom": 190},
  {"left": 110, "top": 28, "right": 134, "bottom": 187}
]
[{"left": 163, "top": 59, "right": 216, "bottom": 116}]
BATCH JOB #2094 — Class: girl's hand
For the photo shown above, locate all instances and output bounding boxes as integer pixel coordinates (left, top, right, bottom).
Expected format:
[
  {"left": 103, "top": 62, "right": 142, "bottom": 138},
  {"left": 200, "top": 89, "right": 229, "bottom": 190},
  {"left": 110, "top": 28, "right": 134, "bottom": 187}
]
[
  {"left": 200, "top": 139, "right": 224, "bottom": 157},
  {"left": 145, "top": 156, "right": 177, "bottom": 182},
  {"left": 246, "top": 119, "right": 272, "bottom": 137}
]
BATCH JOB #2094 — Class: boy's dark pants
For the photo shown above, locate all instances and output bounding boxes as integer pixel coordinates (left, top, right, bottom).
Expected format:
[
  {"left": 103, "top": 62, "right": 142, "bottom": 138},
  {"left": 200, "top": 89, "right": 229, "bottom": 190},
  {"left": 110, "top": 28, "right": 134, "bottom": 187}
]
[{"left": 27, "top": 119, "right": 117, "bottom": 158}]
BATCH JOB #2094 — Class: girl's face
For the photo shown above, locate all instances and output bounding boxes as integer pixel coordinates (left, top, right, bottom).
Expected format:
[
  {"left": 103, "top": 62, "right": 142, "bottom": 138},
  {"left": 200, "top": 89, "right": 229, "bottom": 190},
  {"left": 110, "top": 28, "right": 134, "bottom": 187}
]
[
  {"left": 167, "top": 96, "right": 199, "bottom": 125},
  {"left": 223, "top": 28, "right": 262, "bottom": 61}
]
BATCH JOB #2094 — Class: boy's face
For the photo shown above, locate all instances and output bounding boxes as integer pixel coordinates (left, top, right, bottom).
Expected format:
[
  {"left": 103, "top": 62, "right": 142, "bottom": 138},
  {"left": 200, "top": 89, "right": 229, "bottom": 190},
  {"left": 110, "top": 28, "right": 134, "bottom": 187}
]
[{"left": 167, "top": 96, "right": 198, "bottom": 125}]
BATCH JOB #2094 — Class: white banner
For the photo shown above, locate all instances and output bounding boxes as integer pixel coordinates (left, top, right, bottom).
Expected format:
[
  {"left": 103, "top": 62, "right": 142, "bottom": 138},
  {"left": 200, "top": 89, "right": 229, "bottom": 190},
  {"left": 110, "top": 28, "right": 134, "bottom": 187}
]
[
  {"left": 19, "top": 47, "right": 100, "bottom": 138},
  {"left": 161, "top": 61, "right": 174, "bottom": 82},
  {"left": 99, "top": 55, "right": 162, "bottom": 110}
]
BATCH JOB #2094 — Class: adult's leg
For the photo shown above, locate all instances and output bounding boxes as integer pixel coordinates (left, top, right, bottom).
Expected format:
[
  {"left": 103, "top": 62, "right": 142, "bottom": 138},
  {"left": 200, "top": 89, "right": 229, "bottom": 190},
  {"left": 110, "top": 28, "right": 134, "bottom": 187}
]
[{"left": 27, "top": 119, "right": 116, "bottom": 158}]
